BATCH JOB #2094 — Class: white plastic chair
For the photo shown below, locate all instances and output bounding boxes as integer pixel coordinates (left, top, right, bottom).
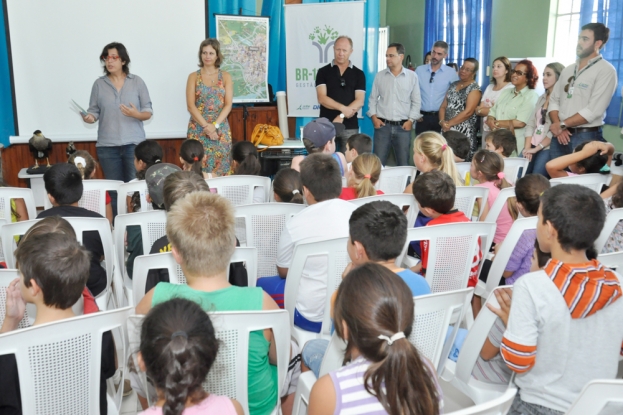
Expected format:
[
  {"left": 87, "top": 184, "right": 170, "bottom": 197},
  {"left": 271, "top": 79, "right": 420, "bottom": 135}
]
[
  {"left": 1, "top": 219, "right": 42, "bottom": 268},
  {"left": 128, "top": 309, "right": 291, "bottom": 414},
  {"left": 565, "top": 379, "right": 623, "bottom": 415},
  {"left": 456, "top": 162, "right": 472, "bottom": 184},
  {"left": 0, "top": 187, "right": 37, "bottom": 221},
  {"left": 455, "top": 186, "right": 489, "bottom": 220},
  {"left": 348, "top": 193, "right": 420, "bottom": 228},
  {"left": 399, "top": 222, "right": 496, "bottom": 293},
  {"left": 483, "top": 187, "right": 516, "bottom": 224},
  {"left": 131, "top": 248, "right": 259, "bottom": 306},
  {"left": 0, "top": 306, "right": 133, "bottom": 415},
  {"left": 234, "top": 203, "right": 305, "bottom": 278},
  {"left": 550, "top": 173, "right": 610, "bottom": 194},
  {"left": 503, "top": 157, "right": 529, "bottom": 181},
  {"left": 475, "top": 217, "right": 537, "bottom": 300},
  {"left": 116, "top": 180, "right": 152, "bottom": 215},
  {"left": 0, "top": 269, "right": 35, "bottom": 329},
  {"left": 410, "top": 288, "right": 473, "bottom": 374},
  {"left": 445, "top": 387, "right": 517, "bottom": 415},
  {"left": 595, "top": 207, "right": 623, "bottom": 253},
  {"left": 443, "top": 287, "right": 514, "bottom": 405},
  {"left": 376, "top": 166, "right": 416, "bottom": 194},
  {"left": 207, "top": 175, "right": 271, "bottom": 206},
  {"left": 284, "top": 237, "right": 350, "bottom": 347},
  {"left": 597, "top": 251, "right": 623, "bottom": 272},
  {"left": 43, "top": 179, "right": 123, "bottom": 217}
]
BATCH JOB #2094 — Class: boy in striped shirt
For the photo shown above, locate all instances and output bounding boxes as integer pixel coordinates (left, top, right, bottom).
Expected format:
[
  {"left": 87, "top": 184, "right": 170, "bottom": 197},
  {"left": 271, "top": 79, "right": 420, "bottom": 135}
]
[{"left": 490, "top": 184, "right": 623, "bottom": 415}]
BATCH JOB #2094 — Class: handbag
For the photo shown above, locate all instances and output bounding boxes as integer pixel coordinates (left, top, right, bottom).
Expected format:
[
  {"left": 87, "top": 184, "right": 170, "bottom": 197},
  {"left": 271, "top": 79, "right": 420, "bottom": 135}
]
[{"left": 251, "top": 124, "right": 284, "bottom": 150}]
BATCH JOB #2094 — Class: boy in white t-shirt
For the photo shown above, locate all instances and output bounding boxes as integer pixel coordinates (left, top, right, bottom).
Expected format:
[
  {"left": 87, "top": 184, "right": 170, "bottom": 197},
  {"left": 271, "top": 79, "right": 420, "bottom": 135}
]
[
  {"left": 256, "top": 153, "right": 356, "bottom": 332},
  {"left": 490, "top": 184, "right": 623, "bottom": 415}
]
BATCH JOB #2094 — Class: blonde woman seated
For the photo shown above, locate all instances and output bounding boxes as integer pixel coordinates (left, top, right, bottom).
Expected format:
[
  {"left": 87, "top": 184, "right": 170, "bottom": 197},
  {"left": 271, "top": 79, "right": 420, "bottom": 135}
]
[{"left": 339, "top": 153, "right": 384, "bottom": 201}]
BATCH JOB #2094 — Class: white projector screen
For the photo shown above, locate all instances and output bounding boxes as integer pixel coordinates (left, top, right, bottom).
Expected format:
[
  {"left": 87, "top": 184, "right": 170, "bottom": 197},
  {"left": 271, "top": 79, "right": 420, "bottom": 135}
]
[{"left": 6, "top": 0, "right": 206, "bottom": 143}]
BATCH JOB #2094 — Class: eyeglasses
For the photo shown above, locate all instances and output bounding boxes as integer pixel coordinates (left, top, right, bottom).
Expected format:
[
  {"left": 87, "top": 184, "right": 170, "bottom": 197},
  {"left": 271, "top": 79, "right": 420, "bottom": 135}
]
[
  {"left": 102, "top": 55, "right": 120, "bottom": 62},
  {"left": 460, "top": 66, "right": 474, "bottom": 73},
  {"left": 512, "top": 69, "right": 527, "bottom": 76},
  {"left": 340, "top": 77, "right": 346, "bottom": 87},
  {"left": 564, "top": 76, "right": 575, "bottom": 93},
  {"left": 430, "top": 71, "right": 436, "bottom": 83}
]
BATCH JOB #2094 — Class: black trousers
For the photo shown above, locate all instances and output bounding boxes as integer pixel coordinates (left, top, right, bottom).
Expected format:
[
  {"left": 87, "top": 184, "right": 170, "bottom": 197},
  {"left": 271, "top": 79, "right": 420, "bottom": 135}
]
[{"left": 415, "top": 112, "right": 442, "bottom": 136}]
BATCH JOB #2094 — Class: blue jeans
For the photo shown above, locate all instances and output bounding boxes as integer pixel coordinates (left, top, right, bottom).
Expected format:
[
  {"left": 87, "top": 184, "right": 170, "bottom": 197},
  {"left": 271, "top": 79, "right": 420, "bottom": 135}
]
[
  {"left": 96, "top": 144, "right": 138, "bottom": 217},
  {"left": 373, "top": 124, "right": 412, "bottom": 166},
  {"left": 301, "top": 339, "right": 329, "bottom": 378},
  {"left": 548, "top": 129, "right": 604, "bottom": 160},
  {"left": 525, "top": 145, "right": 551, "bottom": 178}
]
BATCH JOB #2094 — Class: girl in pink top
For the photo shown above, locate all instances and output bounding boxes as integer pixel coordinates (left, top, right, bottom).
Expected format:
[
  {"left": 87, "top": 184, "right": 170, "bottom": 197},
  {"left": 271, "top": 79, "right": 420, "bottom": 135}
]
[
  {"left": 138, "top": 298, "right": 243, "bottom": 415},
  {"left": 471, "top": 149, "right": 517, "bottom": 244}
]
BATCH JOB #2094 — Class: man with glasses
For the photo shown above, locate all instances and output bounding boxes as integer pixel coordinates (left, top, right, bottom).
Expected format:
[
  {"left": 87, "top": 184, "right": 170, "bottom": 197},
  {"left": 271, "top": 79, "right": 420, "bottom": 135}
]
[
  {"left": 315, "top": 35, "right": 366, "bottom": 153},
  {"left": 415, "top": 40, "right": 459, "bottom": 135},
  {"left": 367, "top": 43, "right": 421, "bottom": 166},
  {"left": 549, "top": 22, "right": 617, "bottom": 158}
]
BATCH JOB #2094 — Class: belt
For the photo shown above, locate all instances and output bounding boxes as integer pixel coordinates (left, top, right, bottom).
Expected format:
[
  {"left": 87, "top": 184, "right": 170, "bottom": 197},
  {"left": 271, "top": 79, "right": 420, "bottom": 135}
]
[
  {"left": 567, "top": 126, "right": 600, "bottom": 134},
  {"left": 378, "top": 118, "right": 408, "bottom": 126},
  {"left": 421, "top": 111, "right": 439, "bottom": 115}
]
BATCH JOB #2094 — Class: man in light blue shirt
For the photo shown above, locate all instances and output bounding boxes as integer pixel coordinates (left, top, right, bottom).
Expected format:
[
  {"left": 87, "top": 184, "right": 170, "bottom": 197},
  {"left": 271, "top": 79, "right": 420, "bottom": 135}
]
[{"left": 415, "top": 41, "right": 459, "bottom": 135}]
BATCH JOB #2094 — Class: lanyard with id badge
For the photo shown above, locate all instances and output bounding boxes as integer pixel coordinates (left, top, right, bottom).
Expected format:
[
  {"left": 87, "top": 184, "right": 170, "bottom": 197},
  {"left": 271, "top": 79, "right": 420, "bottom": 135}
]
[
  {"left": 535, "top": 107, "right": 546, "bottom": 136},
  {"left": 565, "top": 57, "right": 602, "bottom": 98}
]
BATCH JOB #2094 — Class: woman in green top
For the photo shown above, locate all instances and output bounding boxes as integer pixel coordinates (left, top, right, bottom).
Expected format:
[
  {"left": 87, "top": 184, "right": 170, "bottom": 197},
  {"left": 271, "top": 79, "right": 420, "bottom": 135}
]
[{"left": 486, "top": 59, "right": 539, "bottom": 154}]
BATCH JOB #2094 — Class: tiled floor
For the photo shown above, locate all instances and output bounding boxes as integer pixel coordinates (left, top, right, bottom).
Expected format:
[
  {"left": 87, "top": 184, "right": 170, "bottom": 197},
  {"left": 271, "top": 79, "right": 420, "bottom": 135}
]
[{"left": 120, "top": 391, "right": 141, "bottom": 415}]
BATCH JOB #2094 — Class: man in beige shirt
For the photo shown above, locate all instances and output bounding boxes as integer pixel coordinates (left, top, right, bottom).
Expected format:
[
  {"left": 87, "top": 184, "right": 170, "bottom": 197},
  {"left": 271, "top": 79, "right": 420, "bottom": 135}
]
[{"left": 549, "top": 22, "right": 617, "bottom": 159}]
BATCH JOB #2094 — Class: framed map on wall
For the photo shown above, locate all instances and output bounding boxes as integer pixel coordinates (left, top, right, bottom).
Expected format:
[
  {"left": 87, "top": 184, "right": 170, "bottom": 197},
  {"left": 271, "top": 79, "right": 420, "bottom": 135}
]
[{"left": 215, "top": 14, "right": 270, "bottom": 103}]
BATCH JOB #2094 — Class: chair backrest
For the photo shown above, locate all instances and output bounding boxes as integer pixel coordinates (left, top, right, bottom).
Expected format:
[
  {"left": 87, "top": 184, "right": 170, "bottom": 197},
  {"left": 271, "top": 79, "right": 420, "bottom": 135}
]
[
  {"left": 595, "top": 207, "right": 623, "bottom": 253},
  {"left": 116, "top": 180, "right": 152, "bottom": 215},
  {"left": 503, "top": 157, "right": 529, "bottom": 181},
  {"left": 484, "top": 187, "right": 516, "bottom": 225},
  {"left": 0, "top": 187, "right": 37, "bottom": 220},
  {"left": 1, "top": 219, "right": 42, "bottom": 268},
  {"left": 376, "top": 166, "right": 416, "bottom": 194},
  {"left": 128, "top": 310, "right": 290, "bottom": 415},
  {"left": 284, "top": 237, "right": 350, "bottom": 339},
  {"left": 318, "top": 333, "right": 347, "bottom": 378},
  {"left": 597, "top": 251, "right": 623, "bottom": 272},
  {"left": 550, "top": 173, "right": 610, "bottom": 194},
  {"left": 565, "top": 379, "right": 623, "bottom": 415},
  {"left": 0, "top": 270, "right": 35, "bottom": 329},
  {"left": 456, "top": 162, "right": 472, "bottom": 184},
  {"left": 455, "top": 186, "right": 489, "bottom": 220},
  {"left": 410, "top": 288, "right": 473, "bottom": 374},
  {"left": 348, "top": 193, "right": 420, "bottom": 228},
  {"left": 234, "top": 203, "right": 305, "bottom": 278},
  {"left": 0, "top": 306, "right": 132, "bottom": 415},
  {"left": 399, "top": 222, "right": 496, "bottom": 292},
  {"left": 132, "top": 248, "right": 259, "bottom": 306},
  {"left": 445, "top": 387, "right": 517, "bottom": 415},
  {"left": 206, "top": 175, "right": 271, "bottom": 206},
  {"left": 43, "top": 180, "right": 123, "bottom": 216}
]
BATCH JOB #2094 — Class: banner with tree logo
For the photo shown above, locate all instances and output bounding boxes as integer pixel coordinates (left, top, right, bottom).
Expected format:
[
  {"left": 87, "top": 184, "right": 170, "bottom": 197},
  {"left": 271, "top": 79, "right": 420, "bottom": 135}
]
[{"left": 284, "top": 2, "right": 364, "bottom": 117}]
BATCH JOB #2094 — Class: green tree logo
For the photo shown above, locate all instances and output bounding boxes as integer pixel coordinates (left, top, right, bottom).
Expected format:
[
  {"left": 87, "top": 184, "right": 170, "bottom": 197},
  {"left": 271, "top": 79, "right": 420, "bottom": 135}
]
[{"left": 309, "top": 25, "right": 339, "bottom": 63}]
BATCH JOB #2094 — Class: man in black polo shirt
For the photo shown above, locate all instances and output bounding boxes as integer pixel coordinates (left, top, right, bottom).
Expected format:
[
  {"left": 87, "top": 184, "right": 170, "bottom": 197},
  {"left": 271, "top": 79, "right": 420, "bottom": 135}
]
[{"left": 315, "top": 35, "right": 366, "bottom": 153}]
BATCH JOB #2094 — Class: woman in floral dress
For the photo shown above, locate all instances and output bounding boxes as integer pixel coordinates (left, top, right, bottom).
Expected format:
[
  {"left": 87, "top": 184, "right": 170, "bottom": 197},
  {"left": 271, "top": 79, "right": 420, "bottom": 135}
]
[{"left": 186, "top": 38, "right": 234, "bottom": 176}]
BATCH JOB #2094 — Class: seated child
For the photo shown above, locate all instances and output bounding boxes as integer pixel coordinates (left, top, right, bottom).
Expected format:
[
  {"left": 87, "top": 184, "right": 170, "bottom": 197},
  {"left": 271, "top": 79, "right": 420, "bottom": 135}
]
[
  {"left": 179, "top": 139, "right": 211, "bottom": 179},
  {"left": 492, "top": 184, "right": 623, "bottom": 414},
  {"left": 135, "top": 191, "right": 288, "bottom": 415},
  {"left": 0, "top": 230, "right": 114, "bottom": 415},
  {"left": 308, "top": 263, "right": 442, "bottom": 415},
  {"left": 138, "top": 298, "right": 243, "bottom": 415},
  {"left": 38, "top": 163, "right": 107, "bottom": 297},
  {"left": 272, "top": 168, "right": 304, "bottom": 204},
  {"left": 339, "top": 153, "right": 384, "bottom": 200},
  {"left": 485, "top": 129, "right": 517, "bottom": 158},
  {"left": 230, "top": 141, "right": 265, "bottom": 203},
  {"left": 0, "top": 180, "right": 28, "bottom": 223},
  {"left": 68, "top": 150, "right": 113, "bottom": 224},
  {"left": 443, "top": 130, "right": 471, "bottom": 162},
  {"left": 344, "top": 133, "right": 373, "bottom": 168},
  {"left": 546, "top": 140, "right": 614, "bottom": 180},
  {"left": 290, "top": 118, "right": 348, "bottom": 176},
  {"left": 129, "top": 140, "right": 164, "bottom": 213},
  {"left": 601, "top": 181, "right": 623, "bottom": 253}
]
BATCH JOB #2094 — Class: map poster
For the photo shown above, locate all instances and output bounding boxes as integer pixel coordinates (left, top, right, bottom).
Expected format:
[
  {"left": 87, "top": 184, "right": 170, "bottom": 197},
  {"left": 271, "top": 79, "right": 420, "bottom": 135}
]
[{"left": 215, "top": 14, "right": 270, "bottom": 103}]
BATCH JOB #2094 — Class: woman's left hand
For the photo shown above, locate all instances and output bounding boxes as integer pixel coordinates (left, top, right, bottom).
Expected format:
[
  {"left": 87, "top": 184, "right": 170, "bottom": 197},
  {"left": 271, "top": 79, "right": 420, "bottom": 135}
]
[
  {"left": 120, "top": 103, "right": 140, "bottom": 118},
  {"left": 441, "top": 120, "right": 451, "bottom": 132}
]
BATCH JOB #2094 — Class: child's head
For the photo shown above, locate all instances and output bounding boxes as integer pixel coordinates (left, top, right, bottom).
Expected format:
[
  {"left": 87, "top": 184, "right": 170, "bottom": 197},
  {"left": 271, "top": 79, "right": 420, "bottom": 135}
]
[
  {"left": 179, "top": 139, "right": 206, "bottom": 176},
  {"left": 413, "top": 131, "right": 463, "bottom": 186},
  {"left": 300, "top": 153, "right": 342, "bottom": 203},
  {"left": 412, "top": 170, "right": 456, "bottom": 216},
  {"left": 515, "top": 174, "right": 550, "bottom": 217},
  {"left": 611, "top": 182, "right": 623, "bottom": 209},
  {"left": 44, "top": 163, "right": 83, "bottom": 206},
  {"left": 231, "top": 141, "right": 261, "bottom": 175},
  {"left": 163, "top": 171, "right": 211, "bottom": 212},
  {"left": 348, "top": 201, "right": 407, "bottom": 265},
  {"left": 485, "top": 129, "right": 517, "bottom": 157},
  {"left": 442, "top": 130, "right": 470, "bottom": 162},
  {"left": 334, "top": 262, "right": 440, "bottom": 415},
  {"left": 22, "top": 215, "right": 76, "bottom": 241},
  {"left": 570, "top": 141, "right": 609, "bottom": 174},
  {"left": 68, "top": 150, "right": 96, "bottom": 179},
  {"left": 538, "top": 184, "right": 605, "bottom": 254},
  {"left": 302, "top": 118, "right": 336, "bottom": 155},
  {"left": 471, "top": 149, "right": 510, "bottom": 187},
  {"left": 146, "top": 163, "right": 183, "bottom": 210},
  {"left": 530, "top": 239, "right": 552, "bottom": 272},
  {"left": 272, "top": 168, "right": 304, "bottom": 204},
  {"left": 139, "top": 298, "right": 218, "bottom": 415},
  {"left": 345, "top": 133, "right": 373, "bottom": 163},
  {"left": 134, "top": 141, "right": 164, "bottom": 179},
  {"left": 166, "top": 192, "right": 236, "bottom": 276},
  {"left": 16, "top": 230, "right": 89, "bottom": 309},
  {"left": 348, "top": 153, "right": 382, "bottom": 199}
]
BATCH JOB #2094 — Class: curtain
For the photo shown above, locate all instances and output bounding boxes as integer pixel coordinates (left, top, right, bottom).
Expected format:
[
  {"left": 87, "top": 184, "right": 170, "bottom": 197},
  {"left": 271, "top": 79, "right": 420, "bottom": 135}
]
[
  {"left": 424, "top": 0, "right": 493, "bottom": 89},
  {"left": 0, "top": 4, "right": 15, "bottom": 147},
  {"left": 262, "top": 0, "right": 287, "bottom": 95},
  {"left": 207, "top": 0, "right": 256, "bottom": 37},
  {"left": 580, "top": 0, "right": 623, "bottom": 125}
]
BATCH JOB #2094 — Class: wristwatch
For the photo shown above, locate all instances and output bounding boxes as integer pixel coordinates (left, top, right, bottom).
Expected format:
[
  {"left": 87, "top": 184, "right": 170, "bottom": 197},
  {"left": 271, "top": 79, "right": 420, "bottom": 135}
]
[
  {"left": 340, "top": 113, "right": 345, "bottom": 119},
  {"left": 559, "top": 121, "right": 567, "bottom": 130},
  {"left": 213, "top": 122, "right": 220, "bottom": 129},
  {"left": 408, "top": 118, "right": 414, "bottom": 124}
]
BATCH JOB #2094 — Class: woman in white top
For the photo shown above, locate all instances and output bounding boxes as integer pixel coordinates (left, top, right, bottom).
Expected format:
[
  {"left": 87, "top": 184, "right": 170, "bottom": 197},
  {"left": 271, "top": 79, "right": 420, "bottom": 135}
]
[{"left": 475, "top": 57, "right": 513, "bottom": 143}]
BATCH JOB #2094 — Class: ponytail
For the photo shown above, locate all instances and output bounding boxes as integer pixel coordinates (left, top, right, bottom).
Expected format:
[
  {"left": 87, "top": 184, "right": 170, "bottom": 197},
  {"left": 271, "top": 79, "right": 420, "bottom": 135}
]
[
  {"left": 180, "top": 139, "right": 205, "bottom": 176},
  {"left": 273, "top": 168, "right": 304, "bottom": 204},
  {"left": 350, "top": 153, "right": 381, "bottom": 199},
  {"left": 414, "top": 132, "right": 463, "bottom": 186},
  {"left": 232, "top": 141, "right": 261, "bottom": 176}
]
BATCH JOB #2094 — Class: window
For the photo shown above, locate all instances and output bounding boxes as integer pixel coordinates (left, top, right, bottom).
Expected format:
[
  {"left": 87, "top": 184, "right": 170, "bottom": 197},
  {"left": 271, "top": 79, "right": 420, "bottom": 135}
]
[
  {"left": 552, "top": 0, "right": 583, "bottom": 63},
  {"left": 378, "top": 27, "right": 389, "bottom": 71}
]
